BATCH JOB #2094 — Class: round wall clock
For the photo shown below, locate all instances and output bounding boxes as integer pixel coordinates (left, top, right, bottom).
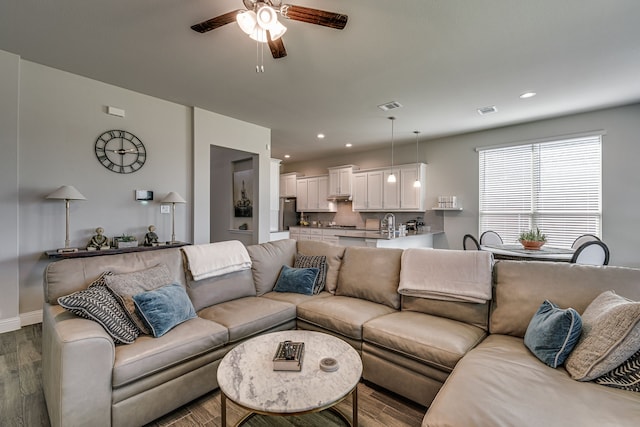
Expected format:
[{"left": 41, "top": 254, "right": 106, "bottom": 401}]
[{"left": 94, "top": 130, "right": 147, "bottom": 174}]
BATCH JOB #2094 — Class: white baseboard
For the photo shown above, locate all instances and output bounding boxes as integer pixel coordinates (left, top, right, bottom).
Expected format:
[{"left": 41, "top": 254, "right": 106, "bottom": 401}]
[
  {"left": 0, "top": 316, "right": 21, "bottom": 334},
  {"left": 21, "top": 310, "right": 43, "bottom": 326}
]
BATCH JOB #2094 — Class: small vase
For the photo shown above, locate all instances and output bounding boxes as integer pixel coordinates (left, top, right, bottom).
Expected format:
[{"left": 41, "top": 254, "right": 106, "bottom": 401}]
[{"left": 520, "top": 240, "right": 545, "bottom": 250}]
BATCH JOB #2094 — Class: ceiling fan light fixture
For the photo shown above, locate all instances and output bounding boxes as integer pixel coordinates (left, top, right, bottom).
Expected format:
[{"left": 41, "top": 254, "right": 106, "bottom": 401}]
[
  {"left": 237, "top": 10, "right": 258, "bottom": 35},
  {"left": 256, "top": 5, "right": 278, "bottom": 29},
  {"left": 249, "top": 28, "right": 269, "bottom": 43},
  {"left": 269, "top": 20, "right": 287, "bottom": 40}
]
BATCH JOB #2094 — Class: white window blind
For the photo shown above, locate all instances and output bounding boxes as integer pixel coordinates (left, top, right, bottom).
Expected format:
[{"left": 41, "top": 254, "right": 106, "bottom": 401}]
[{"left": 478, "top": 135, "right": 601, "bottom": 248}]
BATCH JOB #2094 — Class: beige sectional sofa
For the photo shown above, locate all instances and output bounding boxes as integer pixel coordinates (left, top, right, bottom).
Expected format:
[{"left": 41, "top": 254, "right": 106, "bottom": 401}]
[{"left": 42, "top": 239, "right": 640, "bottom": 427}]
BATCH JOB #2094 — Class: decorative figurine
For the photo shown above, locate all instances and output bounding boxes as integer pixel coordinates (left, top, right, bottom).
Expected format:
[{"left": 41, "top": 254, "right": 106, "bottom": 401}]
[
  {"left": 87, "top": 227, "right": 110, "bottom": 250},
  {"left": 144, "top": 225, "right": 159, "bottom": 246}
]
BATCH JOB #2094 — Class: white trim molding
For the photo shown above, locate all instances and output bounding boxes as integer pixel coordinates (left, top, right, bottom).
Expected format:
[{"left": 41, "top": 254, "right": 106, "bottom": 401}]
[
  {"left": 0, "top": 316, "right": 21, "bottom": 334},
  {"left": 21, "top": 309, "right": 43, "bottom": 327}
]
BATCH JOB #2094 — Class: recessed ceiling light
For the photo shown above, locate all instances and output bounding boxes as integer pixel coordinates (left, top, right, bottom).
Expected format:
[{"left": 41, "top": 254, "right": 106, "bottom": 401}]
[
  {"left": 345, "top": 143, "right": 352, "bottom": 148},
  {"left": 317, "top": 133, "right": 325, "bottom": 139},
  {"left": 284, "top": 154, "right": 290, "bottom": 158},
  {"left": 520, "top": 92, "right": 537, "bottom": 99}
]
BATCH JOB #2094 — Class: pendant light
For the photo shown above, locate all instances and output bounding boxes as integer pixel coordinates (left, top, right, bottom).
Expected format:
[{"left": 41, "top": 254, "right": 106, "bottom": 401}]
[
  {"left": 387, "top": 117, "right": 397, "bottom": 183},
  {"left": 413, "top": 130, "right": 421, "bottom": 188}
]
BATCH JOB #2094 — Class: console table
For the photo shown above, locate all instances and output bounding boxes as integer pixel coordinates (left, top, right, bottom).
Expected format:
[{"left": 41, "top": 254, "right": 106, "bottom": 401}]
[{"left": 45, "top": 241, "right": 190, "bottom": 259}]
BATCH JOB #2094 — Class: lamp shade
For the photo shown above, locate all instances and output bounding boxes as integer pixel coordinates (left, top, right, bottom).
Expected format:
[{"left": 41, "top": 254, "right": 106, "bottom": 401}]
[
  {"left": 162, "top": 192, "right": 186, "bottom": 204},
  {"left": 46, "top": 185, "right": 87, "bottom": 201}
]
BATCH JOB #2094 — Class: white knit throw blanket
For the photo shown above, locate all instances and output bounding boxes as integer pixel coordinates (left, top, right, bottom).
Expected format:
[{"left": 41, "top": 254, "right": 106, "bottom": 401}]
[
  {"left": 398, "top": 248, "right": 493, "bottom": 303},
  {"left": 182, "top": 240, "right": 251, "bottom": 281}
]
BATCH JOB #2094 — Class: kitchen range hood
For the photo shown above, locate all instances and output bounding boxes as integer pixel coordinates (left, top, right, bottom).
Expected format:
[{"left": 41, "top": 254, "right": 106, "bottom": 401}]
[{"left": 327, "top": 195, "right": 352, "bottom": 201}]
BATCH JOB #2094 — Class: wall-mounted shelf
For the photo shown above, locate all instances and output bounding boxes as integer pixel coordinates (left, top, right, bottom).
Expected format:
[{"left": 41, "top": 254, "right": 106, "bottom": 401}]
[{"left": 432, "top": 207, "right": 463, "bottom": 211}]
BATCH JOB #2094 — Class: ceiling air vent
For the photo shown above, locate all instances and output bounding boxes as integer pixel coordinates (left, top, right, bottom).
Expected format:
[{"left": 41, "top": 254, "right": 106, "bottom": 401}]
[
  {"left": 378, "top": 101, "right": 403, "bottom": 111},
  {"left": 477, "top": 105, "right": 498, "bottom": 115}
]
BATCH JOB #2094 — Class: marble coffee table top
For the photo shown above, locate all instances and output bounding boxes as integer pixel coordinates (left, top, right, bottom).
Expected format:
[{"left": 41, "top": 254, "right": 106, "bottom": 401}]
[{"left": 217, "top": 330, "right": 362, "bottom": 414}]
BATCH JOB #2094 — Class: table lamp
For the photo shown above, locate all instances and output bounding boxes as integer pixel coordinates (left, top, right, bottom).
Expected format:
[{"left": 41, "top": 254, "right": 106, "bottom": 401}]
[
  {"left": 161, "top": 191, "right": 186, "bottom": 243},
  {"left": 46, "top": 185, "right": 87, "bottom": 252}
]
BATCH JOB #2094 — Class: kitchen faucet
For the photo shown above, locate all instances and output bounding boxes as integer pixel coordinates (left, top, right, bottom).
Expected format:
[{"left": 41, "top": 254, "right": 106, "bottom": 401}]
[{"left": 382, "top": 213, "right": 396, "bottom": 239}]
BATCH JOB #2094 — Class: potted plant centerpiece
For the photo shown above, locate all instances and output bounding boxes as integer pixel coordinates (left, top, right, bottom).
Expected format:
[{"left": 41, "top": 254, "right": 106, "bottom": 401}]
[{"left": 519, "top": 227, "right": 547, "bottom": 250}]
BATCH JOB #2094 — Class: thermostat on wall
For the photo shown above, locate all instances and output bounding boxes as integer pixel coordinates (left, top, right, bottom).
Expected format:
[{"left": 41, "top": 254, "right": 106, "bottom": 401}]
[{"left": 135, "top": 190, "right": 153, "bottom": 201}]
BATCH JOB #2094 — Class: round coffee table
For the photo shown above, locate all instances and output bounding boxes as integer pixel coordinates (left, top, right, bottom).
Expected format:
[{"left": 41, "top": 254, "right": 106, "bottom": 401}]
[{"left": 217, "top": 330, "right": 362, "bottom": 426}]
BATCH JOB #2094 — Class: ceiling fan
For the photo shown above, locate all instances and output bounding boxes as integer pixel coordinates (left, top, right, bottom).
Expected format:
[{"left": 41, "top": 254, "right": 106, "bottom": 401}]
[{"left": 191, "top": 0, "right": 348, "bottom": 59}]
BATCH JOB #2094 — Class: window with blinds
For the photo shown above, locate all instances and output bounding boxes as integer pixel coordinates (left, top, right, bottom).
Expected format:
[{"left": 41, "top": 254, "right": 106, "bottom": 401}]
[{"left": 478, "top": 134, "right": 602, "bottom": 248}]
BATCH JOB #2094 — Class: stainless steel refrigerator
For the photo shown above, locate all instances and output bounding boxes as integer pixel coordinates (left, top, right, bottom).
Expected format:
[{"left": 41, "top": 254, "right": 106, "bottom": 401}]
[{"left": 278, "top": 197, "right": 298, "bottom": 231}]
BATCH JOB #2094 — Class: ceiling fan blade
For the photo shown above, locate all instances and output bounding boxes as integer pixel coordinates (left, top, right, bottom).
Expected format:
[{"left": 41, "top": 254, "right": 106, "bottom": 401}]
[
  {"left": 267, "top": 32, "right": 287, "bottom": 59},
  {"left": 191, "top": 10, "right": 243, "bottom": 33},
  {"left": 280, "top": 5, "right": 348, "bottom": 30}
]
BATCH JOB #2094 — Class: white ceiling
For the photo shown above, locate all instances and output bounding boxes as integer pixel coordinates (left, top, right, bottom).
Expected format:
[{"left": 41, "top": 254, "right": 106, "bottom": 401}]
[{"left": 1, "top": 0, "right": 640, "bottom": 162}]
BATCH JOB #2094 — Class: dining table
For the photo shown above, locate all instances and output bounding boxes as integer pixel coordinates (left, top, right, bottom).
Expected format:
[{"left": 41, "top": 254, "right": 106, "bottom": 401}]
[{"left": 480, "top": 244, "right": 575, "bottom": 262}]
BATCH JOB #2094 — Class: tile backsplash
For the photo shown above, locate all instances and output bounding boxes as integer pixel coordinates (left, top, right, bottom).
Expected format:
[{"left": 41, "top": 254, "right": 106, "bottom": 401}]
[{"left": 302, "top": 201, "right": 444, "bottom": 231}]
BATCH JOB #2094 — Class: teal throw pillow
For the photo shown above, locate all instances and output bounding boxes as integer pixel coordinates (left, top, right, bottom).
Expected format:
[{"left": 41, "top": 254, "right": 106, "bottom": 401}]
[
  {"left": 524, "top": 300, "right": 582, "bottom": 368},
  {"left": 133, "top": 283, "right": 196, "bottom": 338},
  {"left": 273, "top": 265, "right": 319, "bottom": 295}
]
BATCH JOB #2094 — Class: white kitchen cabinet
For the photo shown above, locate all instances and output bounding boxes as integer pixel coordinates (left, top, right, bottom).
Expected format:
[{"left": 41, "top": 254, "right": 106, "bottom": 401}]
[
  {"left": 328, "top": 165, "right": 358, "bottom": 198},
  {"left": 399, "top": 164, "right": 427, "bottom": 210},
  {"left": 279, "top": 172, "right": 299, "bottom": 198},
  {"left": 352, "top": 163, "right": 426, "bottom": 212},
  {"left": 296, "top": 176, "right": 336, "bottom": 212},
  {"left": 352, "top": 170, "right": 384, "bottom": 211},
  {"left": 296, "top": 179, "right": 308, "bottom": 211}
]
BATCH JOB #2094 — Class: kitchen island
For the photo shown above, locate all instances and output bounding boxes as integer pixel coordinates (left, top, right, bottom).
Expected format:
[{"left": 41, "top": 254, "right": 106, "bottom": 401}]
[{"left": 289, "top": 226, "right": 441, "bottom": 248}]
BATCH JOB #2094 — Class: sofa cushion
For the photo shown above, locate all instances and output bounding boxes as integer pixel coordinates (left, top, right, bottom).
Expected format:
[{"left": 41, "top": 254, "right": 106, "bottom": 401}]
[
  {"left": 273, "top": 265, "right": 318, "bottom": 295},
  {"left": 57, "top": 272, "right": 140, "bottom": 344},
  {"left": 566, "top": 290, "right": 640, "bottom": 381},
  {"left": 364, "top": 311, "right": 486, "bottom": 372},
  {"left": 246, "top": 239, "right": 297, "bottom": 296},
  {"left": 185, "top": 269, "right": 256, "bottom": 312},
  {"left": 490, "top": 261, "right": 640, "bottom": 338},
  {"left": 197, "top": 297, "right": 296, "bottom": 343},
  {"left": 402, "top": 295, "right": 489, "bottom": 331},
  {"left": 133, "top": 283, "right": 197, "bottom": 338},
  {"left": 595, "top": 348, "right": 640, "bottom": 392},
  {"left": 104, "top": 263, "right": 174, "bottom": 334},
  {"left": 297, "top": 295, "right": 396, "bottom": 340},
  {"left": 423, "top": 334, "right": 640, "bottom": 427},
  {"left": 296, "top": 240, "right": 346, "bottom": 294},
  {"left": 112, "top": 317, "right": 228, "bottom": 388},
  {"left": 336, "top": 247, "right": 403, "bottom": 309},
  {"left": 262, "top": 290, "right": 333, "bottom": 306},
  {"left": 294, "top": 254, "right": 327, "bottom": 294},
  {"left": 524, "top": 300, "right": 582, "bottom": 368}
]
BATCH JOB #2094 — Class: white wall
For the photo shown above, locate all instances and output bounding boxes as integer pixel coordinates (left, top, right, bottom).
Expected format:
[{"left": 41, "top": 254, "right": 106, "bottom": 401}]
[
  {"left": 0, "top": 50, "right": 275, "bottom": 330},
  {"left": 193, "top": 107, "right": 271, "bottom": 245},
  {"left": 0, "top": 50, "right": 20, "bottom": 332},
  {"left": 283, "top": 103, "right": 640, "bottom": 267}
]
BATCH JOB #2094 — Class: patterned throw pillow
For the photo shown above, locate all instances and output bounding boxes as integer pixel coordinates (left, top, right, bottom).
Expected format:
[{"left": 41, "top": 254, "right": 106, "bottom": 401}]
[
  {"left": 58, "top": 272, "right": 140, "bottom": 344},
  {"left": 294, "top": 254, "right": 327, "bottom": 294},
  {"left": 595, "top": 349, "right": 640, "bottom": 392},
  {"left": 565, "top": 291, "right": 640, "bottom": 381},
  {"left": 104, "top": 263, "right": 174, "bottom": 335}
]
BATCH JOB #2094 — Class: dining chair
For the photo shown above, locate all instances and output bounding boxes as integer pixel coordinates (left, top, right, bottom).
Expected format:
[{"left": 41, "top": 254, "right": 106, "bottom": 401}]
[
  {"left": 571, "top": 234, "right": 601, "bottom": 249},
  {"left": 463, "top": 234, "right": 480, "bottom": 250},
  {"left": 570, "top": 240, "right": 610, "bottom": 265},
  {"left": 480, "top": 230, "right": 503, "bottom": 246}
]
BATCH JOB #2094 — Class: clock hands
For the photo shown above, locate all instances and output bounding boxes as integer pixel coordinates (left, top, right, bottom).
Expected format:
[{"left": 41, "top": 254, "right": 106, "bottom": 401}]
[{"left": 106, "top": 148, "right": 139, "bottom": 155}]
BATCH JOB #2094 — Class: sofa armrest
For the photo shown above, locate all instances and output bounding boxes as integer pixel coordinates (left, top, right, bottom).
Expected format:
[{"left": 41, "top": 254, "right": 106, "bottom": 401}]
[{"left": 42, "top": 304, "right": 115, "bottom": 427}]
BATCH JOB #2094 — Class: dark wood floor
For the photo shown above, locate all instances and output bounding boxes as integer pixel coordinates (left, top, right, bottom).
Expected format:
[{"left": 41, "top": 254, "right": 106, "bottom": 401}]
[{"left": 0, "top": 324, "right": 426, "bottom": 427}]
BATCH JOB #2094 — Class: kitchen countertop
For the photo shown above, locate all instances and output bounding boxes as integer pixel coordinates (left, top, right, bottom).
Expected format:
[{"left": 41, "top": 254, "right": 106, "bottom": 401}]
[{"left": 289, "top": 226, "right": 442, "bottom": 240}]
